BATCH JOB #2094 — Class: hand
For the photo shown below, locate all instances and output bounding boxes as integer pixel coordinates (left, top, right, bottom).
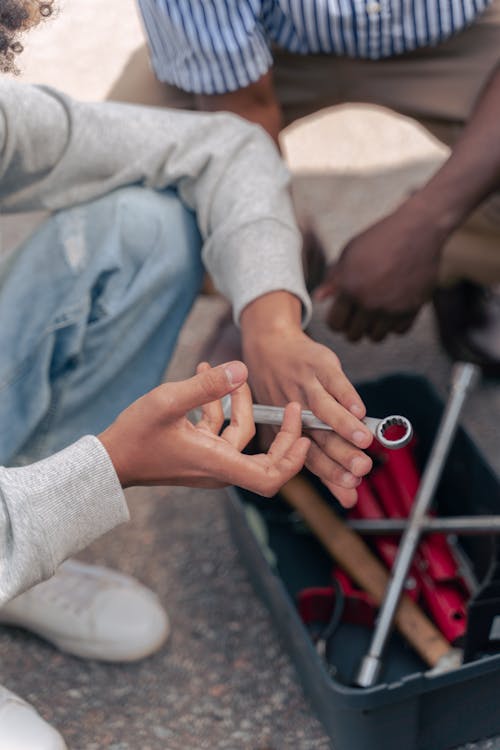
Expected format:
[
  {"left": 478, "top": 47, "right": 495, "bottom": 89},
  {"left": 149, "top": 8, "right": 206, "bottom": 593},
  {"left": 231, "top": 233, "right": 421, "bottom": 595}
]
[
  {"left": 196, "top": 70, "right": 283, "bottom": 145},
  {"left": 99, "top": 361, "right": 310, "bottom": 497},
  {"left": 241, "top": 295, "right": 374, "bottom": 507},
  {"left": 315, "top": 197, "right": 448, "bottom": 341}
]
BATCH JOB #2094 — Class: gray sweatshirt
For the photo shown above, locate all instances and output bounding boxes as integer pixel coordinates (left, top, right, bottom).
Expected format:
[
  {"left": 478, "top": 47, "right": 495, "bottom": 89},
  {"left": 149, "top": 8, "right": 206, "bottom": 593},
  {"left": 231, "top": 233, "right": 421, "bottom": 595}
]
[{"left": 0, "top": 82, "right": 311, "bottom": 603}]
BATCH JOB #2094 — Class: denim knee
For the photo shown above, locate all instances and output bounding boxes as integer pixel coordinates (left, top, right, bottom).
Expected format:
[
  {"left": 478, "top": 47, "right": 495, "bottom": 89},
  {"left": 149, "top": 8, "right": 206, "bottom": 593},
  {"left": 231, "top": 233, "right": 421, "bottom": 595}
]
[{"left": 97, "top": 186, "right": 203, "bottom": 284}]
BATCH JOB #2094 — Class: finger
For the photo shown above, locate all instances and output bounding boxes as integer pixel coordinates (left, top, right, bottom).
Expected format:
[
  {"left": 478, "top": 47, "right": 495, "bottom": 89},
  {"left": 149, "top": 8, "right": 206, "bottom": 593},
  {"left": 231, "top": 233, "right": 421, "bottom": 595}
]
[
  {"left": 313, "top": 264, "right": 338, "bottom": 301},
  {"left": 266, "top": 402, "right": 304, "bottom": 460},
  {"left": 203, "top": 434, "right": 310, "bottom": 497},
  {"left": 316, "top": 356, "right": 367, "bottom": 420},
  {"left": 195, "top": 363, "right": 225, "bottom": 434},
  {"left": 305, "top": 443, "right": 361, "bottom": 508},
  {"left": 220, "top": 380, "right": 256, "bottom": 450},
  {"left": 368, "top": 313, "right": 396, "bottom": 342},
  {"left": 324, "top": 481, "right": 359, "bottom": 509},
  {"left": 306, "top": 441, "right": 363, "bottom": 492},
  {"left": 309, "top": 381, "right": 372, "bottom": 448},
  {"left": 345, "top": 306, "right": 374, "bottom": 342},
  {"left": 394, "top": 311, "right": 418, "bottom": 335},
  {"left": 249, "top": 436, "right": 311, "bottom": 497},
  {"left": 327, "top": 292, "right": 355, "bottom": 332},
  {"left": 161, "top": 360, "right": 248, "bottom": 418},
  {"left": 312, "top": 429, "right": 373, "bottom": 477},
  {"left": 370, "top": 310, "right": 418, "bottom": 340}
]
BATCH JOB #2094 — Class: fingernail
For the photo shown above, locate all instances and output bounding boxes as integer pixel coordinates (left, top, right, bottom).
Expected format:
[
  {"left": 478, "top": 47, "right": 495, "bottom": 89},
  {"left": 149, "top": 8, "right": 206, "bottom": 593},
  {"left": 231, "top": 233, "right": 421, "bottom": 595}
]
[
  {"left": 343, "top": 491, "right": 359, "bottom": 508},
  {"left": 350, "top": 404, "right": 364, "bottom": 418},
  {"left": 342, "top": 472, "right": 360, "bottom": 487},
  {"left": 351, "top": 456, "right": 371, "bottom": 476},
  {"left": 353, "top": 430, "right": 369, "bottom": 446},
  {"left": 224, "top": 361, "right": 247, "bottom": 387}
]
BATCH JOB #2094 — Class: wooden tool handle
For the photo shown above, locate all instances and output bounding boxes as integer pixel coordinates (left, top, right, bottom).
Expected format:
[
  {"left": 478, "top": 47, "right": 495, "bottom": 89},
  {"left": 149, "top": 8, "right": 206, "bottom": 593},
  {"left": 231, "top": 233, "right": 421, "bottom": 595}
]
[{"left": 281, "top": 475, "right": 451, "bottom": 667}]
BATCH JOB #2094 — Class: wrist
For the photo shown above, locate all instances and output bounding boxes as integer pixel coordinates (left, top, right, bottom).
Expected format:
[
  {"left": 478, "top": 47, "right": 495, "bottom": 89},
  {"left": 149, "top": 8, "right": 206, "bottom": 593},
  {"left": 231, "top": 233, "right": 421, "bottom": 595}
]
[
  {"left": 98, "top": 427, "right": 131, "bottom": 489},
  {"left": 408, "top": 146, "right": 494, "bottom": 234},
  {"left": 240, "top": 291, "right": 303, "bottom": 342},
  {"left": 406, "top": 189, "right": 465, "bottom": 237}
]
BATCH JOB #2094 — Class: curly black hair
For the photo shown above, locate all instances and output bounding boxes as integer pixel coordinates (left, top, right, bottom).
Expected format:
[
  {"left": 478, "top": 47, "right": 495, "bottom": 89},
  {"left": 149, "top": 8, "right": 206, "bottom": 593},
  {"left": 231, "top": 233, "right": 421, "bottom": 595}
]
[{"left": 0, "top": 1, "right": 54, "bottom": 73}]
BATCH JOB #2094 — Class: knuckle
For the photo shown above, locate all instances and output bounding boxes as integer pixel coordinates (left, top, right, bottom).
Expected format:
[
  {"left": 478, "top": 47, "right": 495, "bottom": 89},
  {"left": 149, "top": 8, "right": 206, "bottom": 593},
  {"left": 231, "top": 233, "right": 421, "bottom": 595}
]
[
  {"left": 328, "top": 350, "right": 341, "bottom": 370},
  {"left": 307, "top": 393, "right": 324, "bottom": 417},
  {"left": 327, "top": 466, "right": 347, "bottom": 485},
  {"left": 310, "top": 430, "right": 328, "bottom": 449},
  {"left": 343, "top": 412, "right": 360, "bottom": 435},
  {"left": 157, "top": 387, "right": 176, "bottom": 412}
]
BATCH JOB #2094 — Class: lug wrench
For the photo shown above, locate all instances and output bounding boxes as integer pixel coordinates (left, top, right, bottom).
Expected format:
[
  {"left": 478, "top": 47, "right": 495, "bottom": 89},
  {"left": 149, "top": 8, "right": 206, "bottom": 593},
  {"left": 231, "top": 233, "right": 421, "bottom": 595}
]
[
  {"left": 346, "top": 517, "right": 500, "bottom": 535},
  {"left": 355, "top": 362, "right": 480, "bottom": 687}
]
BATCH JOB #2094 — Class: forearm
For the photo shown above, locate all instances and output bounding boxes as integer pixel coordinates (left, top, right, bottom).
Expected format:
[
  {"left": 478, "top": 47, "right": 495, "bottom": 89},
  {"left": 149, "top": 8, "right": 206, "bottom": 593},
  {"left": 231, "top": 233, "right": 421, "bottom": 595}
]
[{"left": 411, "top": 63, "right": 500, "bottom": 232}]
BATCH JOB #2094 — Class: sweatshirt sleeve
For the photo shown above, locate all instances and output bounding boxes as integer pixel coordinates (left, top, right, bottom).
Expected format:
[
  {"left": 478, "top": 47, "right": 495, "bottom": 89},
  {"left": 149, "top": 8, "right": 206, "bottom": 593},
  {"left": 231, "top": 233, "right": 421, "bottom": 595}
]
[
  {"left": 0, "top": 81, "right": 311, "bottom": 325},
  {"left": 0, "top": 436, "right": 129, "bottom": 605}
]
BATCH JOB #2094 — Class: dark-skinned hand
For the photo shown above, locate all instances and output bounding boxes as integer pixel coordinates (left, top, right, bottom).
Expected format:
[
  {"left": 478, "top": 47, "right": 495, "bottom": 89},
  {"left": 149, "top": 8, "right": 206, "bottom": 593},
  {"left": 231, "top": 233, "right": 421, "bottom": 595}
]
[{"left": 315, "top": 196, "right": 449, "bottom": 341}]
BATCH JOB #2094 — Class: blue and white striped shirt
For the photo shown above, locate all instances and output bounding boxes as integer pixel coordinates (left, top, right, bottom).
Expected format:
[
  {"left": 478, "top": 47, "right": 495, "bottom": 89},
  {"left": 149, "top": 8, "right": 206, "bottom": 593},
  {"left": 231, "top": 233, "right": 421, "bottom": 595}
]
[{"left": 138, "top": 0, "right": 492, "bottom": 94}]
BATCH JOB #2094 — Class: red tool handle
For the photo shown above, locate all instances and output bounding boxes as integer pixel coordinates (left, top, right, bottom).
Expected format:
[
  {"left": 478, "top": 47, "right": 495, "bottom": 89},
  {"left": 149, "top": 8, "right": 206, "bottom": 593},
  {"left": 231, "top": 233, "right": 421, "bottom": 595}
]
[
  {"left": 417, "top": 571, "right": 468, "bottom": 643},
  {"left": 354, "top": 481, "right": 421, "bottom": 601},
  {"left": 368, "top": 445, "right": 468, "bottom": 640},
  {"left": 297, "top": 587, "right": 334, "bottom": 626},
  {"left": 372, "top": 449, "right": 458, "bottom": 582}
]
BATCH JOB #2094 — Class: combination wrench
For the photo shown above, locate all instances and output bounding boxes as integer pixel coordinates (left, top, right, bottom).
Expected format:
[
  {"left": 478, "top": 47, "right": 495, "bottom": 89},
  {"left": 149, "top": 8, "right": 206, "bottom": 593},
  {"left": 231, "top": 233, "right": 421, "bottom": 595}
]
[{"left": 221, "top": 397, "right": 413, "bottom": 451}]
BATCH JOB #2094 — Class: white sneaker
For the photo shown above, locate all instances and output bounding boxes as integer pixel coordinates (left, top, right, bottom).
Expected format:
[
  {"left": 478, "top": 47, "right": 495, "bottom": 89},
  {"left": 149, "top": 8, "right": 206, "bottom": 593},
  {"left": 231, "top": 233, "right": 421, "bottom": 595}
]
[
  {"left": 0, "top": 559, "right": 169, "bottom": 662},
  {"left": 0, "top": 685, "right": 66, "bottom": 750}
]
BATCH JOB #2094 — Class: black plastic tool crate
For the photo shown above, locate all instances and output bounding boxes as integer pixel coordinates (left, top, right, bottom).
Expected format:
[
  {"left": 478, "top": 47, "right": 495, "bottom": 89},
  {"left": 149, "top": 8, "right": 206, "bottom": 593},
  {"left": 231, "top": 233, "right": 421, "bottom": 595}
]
[{"left": 225, "top": 374, "right": 500, "bottom": 750}]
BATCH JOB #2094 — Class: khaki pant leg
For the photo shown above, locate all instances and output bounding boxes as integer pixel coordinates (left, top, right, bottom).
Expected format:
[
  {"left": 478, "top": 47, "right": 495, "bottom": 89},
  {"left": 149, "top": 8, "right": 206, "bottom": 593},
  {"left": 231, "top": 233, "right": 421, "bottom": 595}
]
[
  {"left": 107, "top": 44, "right": 195, "bottom": 109},
  {"left": 437, "top": 200, "right": 500, "bottom": 286},
  {"left": 273, "top": 0, "right": 500, "bottom": 126},
  {"left": 272, "top": 0, "right": 500, "bottom": 284},
  {"left": 113, "top": 18, "right": 500, "bottom": 284}
]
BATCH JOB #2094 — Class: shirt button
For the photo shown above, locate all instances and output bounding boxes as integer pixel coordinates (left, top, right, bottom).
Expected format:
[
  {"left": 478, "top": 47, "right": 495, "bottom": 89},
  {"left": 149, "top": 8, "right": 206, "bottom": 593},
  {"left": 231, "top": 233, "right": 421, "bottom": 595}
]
[{"left": 366, "top": 1, "right": 381, "bottom": 13}]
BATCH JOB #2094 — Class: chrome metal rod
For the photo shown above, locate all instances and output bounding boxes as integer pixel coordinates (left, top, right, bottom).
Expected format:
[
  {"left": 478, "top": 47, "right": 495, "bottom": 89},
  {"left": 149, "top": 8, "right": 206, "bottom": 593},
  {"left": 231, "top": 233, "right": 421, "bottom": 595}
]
[
  {"left": 347, "top": 516, "right": 500, "bottom": 535},
  {"left": 355, "top": 362, "right": 480, "bottom": 687}
]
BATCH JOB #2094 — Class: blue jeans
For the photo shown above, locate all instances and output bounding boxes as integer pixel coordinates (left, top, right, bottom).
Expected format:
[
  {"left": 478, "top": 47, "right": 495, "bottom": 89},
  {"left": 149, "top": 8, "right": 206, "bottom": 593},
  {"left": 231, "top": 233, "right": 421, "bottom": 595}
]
[{"left": 0, "top": 187, "right": 204, "bottom": 465}]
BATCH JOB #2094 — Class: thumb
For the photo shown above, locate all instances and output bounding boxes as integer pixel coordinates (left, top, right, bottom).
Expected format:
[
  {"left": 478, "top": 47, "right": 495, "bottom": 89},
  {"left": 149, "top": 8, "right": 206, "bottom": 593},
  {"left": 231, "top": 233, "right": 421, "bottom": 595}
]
[{"left": 167, "top": 361, "right": 248, "bottom": 416}]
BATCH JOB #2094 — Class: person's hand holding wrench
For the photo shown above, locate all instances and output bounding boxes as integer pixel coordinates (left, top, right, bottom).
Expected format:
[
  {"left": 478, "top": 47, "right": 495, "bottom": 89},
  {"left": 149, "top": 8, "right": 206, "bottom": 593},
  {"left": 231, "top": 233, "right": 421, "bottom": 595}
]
[{"left": 240, "top": 291, "right": 374, "bottom": 507}]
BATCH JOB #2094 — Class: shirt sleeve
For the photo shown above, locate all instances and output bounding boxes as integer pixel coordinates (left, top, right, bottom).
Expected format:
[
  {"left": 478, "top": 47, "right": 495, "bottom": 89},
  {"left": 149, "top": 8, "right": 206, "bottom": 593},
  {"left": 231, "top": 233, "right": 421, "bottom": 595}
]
[
  {"left": 0, "top": 82, "right": 311, "bottom": 325},
  {"left": 138, "top": 0, "right": 273, "bottom": 93},
  {"left": 0, "top": 436, "right": 129, "bottom": 605}
]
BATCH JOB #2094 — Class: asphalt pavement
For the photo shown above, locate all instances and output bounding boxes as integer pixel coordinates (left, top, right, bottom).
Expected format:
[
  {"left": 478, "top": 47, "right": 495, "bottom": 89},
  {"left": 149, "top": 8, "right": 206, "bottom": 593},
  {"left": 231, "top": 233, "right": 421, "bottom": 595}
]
[{"left": 2, "top": 2, "right": 499, "bottom": 746}]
